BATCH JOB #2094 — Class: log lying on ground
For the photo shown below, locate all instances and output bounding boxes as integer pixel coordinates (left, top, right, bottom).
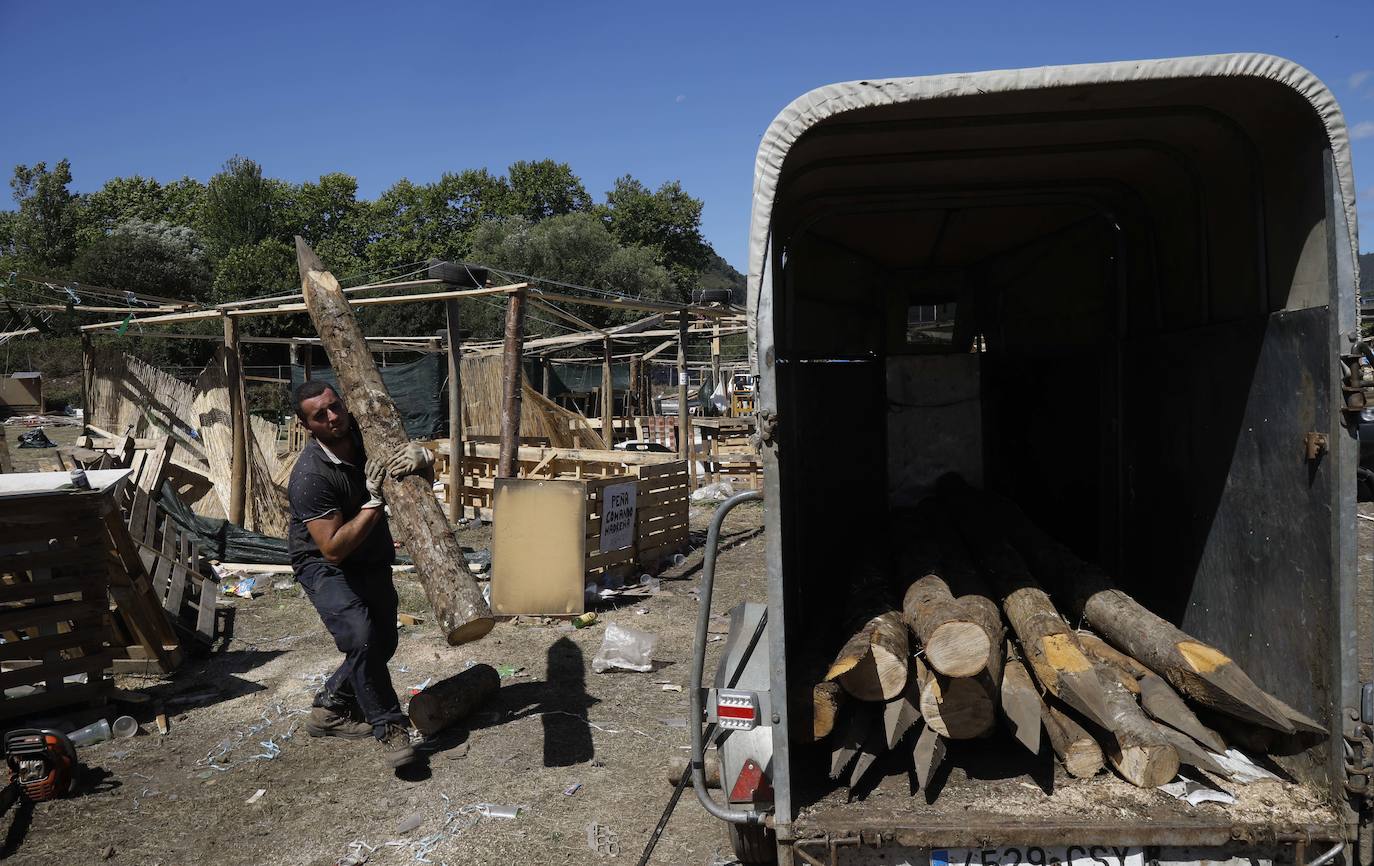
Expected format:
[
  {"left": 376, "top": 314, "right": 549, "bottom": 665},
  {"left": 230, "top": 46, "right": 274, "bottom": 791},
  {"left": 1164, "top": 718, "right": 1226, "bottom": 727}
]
[
  {"left": 297, "top": 238, "right": 494, "bottom": 645},
  {"left": 977, "top": 479, "right": 1296, "bottom": 734},
  {"left": 825, "top": 610, "right": 909, "bottom": 702},
  {"left": 913, "top": 723, "right": 946, "bottom": 791},
  {"left": 1042, "top": 698, "right": 1103, "bottom": 778},
  {"left": 1096, "top": 664, "right": 1180, "bottom": 788},
  {"left": 408, "top": 663, "right": 501, "bottom": 735},
  {"left": 813, "top": 681, "right": 848, "bottom": 741},
  {"left": 915, "top": 655, "right": 996, "bottom": 740},
  {"left": 1000, "top": 646, "right": 1044, "bottom": 755},
  {"left": 1139, "top": 673, "right": 1227, "bottom": 753},
  {"left": 939, "top": 479, "right": 1110, "bottom": 729},
  {"left": 668, "top": 752, "right": 720, "bottom": 787}
]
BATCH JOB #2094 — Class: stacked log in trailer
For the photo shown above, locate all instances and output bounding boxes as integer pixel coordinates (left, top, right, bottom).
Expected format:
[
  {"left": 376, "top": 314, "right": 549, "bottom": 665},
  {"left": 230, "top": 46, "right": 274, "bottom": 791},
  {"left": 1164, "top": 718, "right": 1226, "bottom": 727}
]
[{"left": 818, "top": 475, "right": 1325, "bottom": 798}]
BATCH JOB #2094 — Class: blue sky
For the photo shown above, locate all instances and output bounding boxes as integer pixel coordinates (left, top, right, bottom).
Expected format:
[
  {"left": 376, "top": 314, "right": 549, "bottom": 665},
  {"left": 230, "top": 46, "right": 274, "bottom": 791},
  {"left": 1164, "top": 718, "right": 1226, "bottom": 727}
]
[{"left": 2, "top": 0, "right": 1372, "bottom": 269}]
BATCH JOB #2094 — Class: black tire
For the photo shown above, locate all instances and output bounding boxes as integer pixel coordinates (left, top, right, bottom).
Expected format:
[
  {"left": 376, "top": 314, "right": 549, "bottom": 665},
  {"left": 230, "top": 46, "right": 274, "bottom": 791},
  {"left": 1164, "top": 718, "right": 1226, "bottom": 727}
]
[{"left": 728, "top": 822, "right": 777, "bottom": 864}]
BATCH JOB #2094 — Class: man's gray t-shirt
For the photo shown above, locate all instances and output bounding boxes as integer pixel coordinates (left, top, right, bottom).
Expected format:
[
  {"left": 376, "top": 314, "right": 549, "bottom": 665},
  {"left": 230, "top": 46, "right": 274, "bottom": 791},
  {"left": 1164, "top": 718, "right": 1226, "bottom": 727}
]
[{"left": 286, "top": 431, "right": 395, "bottom": 570}]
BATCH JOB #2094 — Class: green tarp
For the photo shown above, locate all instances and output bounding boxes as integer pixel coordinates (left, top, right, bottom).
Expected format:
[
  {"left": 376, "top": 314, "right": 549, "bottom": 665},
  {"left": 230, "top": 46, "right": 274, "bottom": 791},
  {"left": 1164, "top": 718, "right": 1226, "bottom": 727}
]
[{"left": 290, "top": 355, "right": 445, "bottom": 439}]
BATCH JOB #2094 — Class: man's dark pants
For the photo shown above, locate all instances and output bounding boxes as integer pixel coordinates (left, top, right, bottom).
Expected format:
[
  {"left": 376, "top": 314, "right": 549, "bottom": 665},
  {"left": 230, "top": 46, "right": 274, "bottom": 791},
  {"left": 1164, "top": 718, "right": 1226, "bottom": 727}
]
[{"left": 295, "top": 560, "right": 407, "bottom": 737}]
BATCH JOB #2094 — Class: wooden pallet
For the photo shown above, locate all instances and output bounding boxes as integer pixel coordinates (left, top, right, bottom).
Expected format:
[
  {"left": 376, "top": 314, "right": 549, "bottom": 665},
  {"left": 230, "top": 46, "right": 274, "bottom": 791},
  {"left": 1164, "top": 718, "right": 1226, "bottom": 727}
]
[
  {"left": 0, "top": 490, "right": 119, "bottom": 721},
  {"left": 135, "top": 515, "right": 220, "bottom": 648}
]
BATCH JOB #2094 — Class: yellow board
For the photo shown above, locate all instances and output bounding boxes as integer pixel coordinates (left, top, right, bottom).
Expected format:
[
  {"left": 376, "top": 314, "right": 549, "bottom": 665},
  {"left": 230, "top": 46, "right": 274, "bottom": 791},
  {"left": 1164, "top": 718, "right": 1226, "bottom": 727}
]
[{"left": 490, "top": 478, "right": 589, "bottom": 615}]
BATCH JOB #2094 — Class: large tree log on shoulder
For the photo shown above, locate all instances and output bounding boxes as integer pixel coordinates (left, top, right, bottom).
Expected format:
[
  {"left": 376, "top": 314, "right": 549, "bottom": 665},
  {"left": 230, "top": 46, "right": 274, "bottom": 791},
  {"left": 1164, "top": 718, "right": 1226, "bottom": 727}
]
[{"left": 297, "top": 238, "right": 494, "bottom": 645}]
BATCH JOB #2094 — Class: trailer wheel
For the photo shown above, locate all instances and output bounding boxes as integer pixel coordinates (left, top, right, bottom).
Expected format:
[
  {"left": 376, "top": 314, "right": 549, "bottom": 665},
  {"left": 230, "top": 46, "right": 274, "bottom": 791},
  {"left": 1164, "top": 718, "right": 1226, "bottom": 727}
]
[{"left": 728, "top": 822, "right": 777, "bottom": 864}]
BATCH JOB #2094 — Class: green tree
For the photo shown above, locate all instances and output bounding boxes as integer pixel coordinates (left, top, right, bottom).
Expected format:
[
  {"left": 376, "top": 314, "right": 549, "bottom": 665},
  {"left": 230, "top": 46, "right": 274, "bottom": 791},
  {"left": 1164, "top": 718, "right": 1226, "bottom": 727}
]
[
  {"left": 201, "top": 156, "right": 277, "bottom": 258},
  {"left": 9, "top": 160, "right": 85, "bottom": 271},
  {"left": 602, "top": 175, "right": 710, "bottom": 297},
  {"left": 73, "top": 219, "right": 212, "bottom": 301},
  {"left": 507, "top": 160, "right": 591, "bottom": 221},
  {"left": 469, "top": 213, "right": 673, "bottom": 327}
]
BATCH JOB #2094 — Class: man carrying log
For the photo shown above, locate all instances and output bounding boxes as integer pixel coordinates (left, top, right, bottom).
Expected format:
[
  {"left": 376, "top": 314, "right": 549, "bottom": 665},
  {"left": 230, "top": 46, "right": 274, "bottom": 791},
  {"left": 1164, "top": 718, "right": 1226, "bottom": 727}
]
[{"left": 288, "top": 379, "right": 435, "bottom": 769}]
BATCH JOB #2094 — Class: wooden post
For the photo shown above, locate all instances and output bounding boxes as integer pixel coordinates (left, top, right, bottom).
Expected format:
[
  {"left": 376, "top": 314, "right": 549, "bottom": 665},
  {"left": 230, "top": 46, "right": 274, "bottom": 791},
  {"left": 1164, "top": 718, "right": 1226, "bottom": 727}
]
[
  {"left": 540, "top": 357, "right": 551, "bottom": 397},
  {"left": 445, "top": 299, "right": 463, "bottom": 524},
  {"left": 628, "top": 354, "right": 641, "bottom": 431},
  {"left": 601, "top": 336, "right": 614, "bottom": 446},
  {"left": 497, "top": 287, "right": 527, "bottom": 479},
  {"left": 711, "top": 322, "right": 722, "bottom": 414},
  {"left": 295, "top": 238, "right": 493, "bottom": 645},
  {"left": 80, "top": 333, "right": 94, "bottom": 424},
  {"left": 678, "top": 311, "right": 694, "bottom": 487},
  {"left": 302, "top": 342, "right": 313, "bottom": 381},
  {"left": 224, "top": 315, "right": 248, "bottom": 526}
]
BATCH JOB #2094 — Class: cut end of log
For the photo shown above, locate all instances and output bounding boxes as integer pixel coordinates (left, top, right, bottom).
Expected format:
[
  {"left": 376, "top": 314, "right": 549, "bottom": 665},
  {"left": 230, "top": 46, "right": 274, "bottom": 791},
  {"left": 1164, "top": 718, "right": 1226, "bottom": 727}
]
[
  {"left": 1061, "top": 738, "right": 1106, "bottom": 779},
  {"left": 1107, "top": 741, "right": 1180, "bottom": 790},
  {"left": 446, "top": 616, "right": 497, "bottom": 646},
  {"left": 926, "top": 621, "right": 993, "bottom": 678},
  {"left": 920, "top": 673, "right": 996, "bottom": 740}
]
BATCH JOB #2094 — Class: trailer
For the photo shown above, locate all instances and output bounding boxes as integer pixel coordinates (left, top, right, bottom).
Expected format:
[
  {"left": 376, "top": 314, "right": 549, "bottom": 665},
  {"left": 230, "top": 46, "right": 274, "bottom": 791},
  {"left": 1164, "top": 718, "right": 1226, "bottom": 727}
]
[{"left": 690, "top": 54, "right": 1366, "bottom": 866}]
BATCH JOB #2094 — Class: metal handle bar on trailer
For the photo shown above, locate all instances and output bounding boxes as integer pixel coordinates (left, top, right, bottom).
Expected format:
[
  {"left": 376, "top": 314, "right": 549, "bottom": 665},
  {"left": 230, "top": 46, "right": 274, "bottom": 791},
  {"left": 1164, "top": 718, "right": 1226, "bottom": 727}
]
[{"left": 689, "top": 488, "right": 768, "bottom": 826}]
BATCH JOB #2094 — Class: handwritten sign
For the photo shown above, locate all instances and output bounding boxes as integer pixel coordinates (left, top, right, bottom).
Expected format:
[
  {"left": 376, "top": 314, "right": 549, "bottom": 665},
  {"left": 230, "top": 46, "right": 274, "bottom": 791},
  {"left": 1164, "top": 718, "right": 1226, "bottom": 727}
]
[{"left": 599, "top": 481, "right": 638, "bottom": 553}]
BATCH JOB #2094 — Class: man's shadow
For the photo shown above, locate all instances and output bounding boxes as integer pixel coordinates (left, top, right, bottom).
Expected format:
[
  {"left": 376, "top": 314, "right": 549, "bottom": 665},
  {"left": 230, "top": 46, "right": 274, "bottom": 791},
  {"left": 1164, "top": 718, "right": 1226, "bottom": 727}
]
[{"left": 425, "top": 637, "right": 598, "bottom": 768}]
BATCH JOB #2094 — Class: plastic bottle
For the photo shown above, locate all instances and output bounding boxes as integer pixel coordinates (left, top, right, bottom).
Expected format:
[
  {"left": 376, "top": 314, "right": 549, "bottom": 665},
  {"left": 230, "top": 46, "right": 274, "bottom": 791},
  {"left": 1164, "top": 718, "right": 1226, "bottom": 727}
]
[{"left": 69, "top": 718, "right": 111, "bottom": 747}]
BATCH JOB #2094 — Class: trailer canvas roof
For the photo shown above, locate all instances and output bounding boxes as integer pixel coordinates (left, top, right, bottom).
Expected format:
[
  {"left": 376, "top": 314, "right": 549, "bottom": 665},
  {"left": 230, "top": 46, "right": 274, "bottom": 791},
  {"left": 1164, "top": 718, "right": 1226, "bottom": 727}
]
[{"left": 747, "top": 53, "right": 1361, "bottom": 334}]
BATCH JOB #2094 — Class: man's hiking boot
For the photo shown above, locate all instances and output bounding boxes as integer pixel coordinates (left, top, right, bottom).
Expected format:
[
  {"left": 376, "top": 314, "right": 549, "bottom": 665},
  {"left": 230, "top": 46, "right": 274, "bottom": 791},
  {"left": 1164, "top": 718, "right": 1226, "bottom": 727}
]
[
  {"left": 377, "top": 723, "right": 418, "bottom": 769},
  {"left": 305, "top": 706, "right": 373, "bottom": 740}
]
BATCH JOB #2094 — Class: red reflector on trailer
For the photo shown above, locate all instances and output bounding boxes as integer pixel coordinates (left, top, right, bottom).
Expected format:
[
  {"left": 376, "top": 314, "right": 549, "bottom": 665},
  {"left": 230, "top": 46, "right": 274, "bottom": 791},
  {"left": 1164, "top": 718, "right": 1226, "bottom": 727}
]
[
  {"left": 729, "top": 758, "right": 774, "bottom": 804},
  {"left": 715, "top": 689, "right": 761, "bottom": 730},
  {"left": 718, "top": 704, "right": 755, "bottom": 720}
]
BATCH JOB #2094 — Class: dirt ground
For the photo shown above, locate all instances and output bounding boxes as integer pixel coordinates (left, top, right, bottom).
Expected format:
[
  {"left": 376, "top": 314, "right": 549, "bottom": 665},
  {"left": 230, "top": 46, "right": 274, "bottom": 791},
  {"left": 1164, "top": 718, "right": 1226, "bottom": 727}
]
[{"left": 2, "top": 440, "right": 766, "bottom": 866}]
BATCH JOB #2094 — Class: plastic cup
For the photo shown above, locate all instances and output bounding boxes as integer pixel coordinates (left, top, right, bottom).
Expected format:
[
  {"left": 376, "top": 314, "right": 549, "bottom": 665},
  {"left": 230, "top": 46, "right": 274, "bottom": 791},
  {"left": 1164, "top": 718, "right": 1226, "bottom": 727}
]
[
  {"left": 68, "top": 718, "right": 111, "bottom": 747},
  {"left": 112, "top": 716, "right": 139, "bottom": 739}
]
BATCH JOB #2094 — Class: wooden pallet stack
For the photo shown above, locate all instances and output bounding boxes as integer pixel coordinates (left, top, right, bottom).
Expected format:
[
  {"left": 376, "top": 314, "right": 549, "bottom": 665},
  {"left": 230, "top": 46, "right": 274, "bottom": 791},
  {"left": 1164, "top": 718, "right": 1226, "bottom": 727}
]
[{"left": 817, "top": 476, "right": 1325, "bottom": 798}]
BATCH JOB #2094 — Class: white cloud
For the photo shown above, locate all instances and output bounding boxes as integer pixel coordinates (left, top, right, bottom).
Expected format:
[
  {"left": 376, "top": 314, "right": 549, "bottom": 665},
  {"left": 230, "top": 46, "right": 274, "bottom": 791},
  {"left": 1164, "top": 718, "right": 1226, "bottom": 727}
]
[
  {"left": 675, "top": 94, "right": 687, "bottom": 104},
  {"left": 1350, "top": 70, "right": 1372, "bottom": 90},
  {"left": 1352, "top": 121, "right": 1374, "bottom": 140}
]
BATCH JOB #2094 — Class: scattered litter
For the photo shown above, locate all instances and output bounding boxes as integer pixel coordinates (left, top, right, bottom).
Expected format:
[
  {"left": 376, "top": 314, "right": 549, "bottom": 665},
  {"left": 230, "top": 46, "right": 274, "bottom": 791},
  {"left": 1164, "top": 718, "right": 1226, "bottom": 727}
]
[
  {"left": 563, "top": 782, "right": 582, "bottom": 796},
  {"left": 69, "top": 718, "right": 112, "bottom": 747},
  {"left": 660, "top": 684, "right": 682, "bottom": 692},
  {"left": 396, "top": 812, "right": 423, "bottom": 834},
  {"left": 572, "top": 611, "right": 598, "bottom": 629},
  {"left": 586, "top": 822, "right": 620, "bottom": 858},
  {"left": 690, "top": 481, "right": 735, "bottom": 504},
  {"left": 397, "top": 613, "right": 424, "bottom": 627},
  {"left": 672, "top": 553, "right": 687, "bottom": 566},
  {"left": 1159, "top": 778, "right": 1236, "bottom": 806},
  {"left": 464, "top": 549, "right": 491, "bottom": 574},
  {"left": 221, "top": 576, "right": 258, "bottom": 598},
  {"left": 658, "top": 717, "right": 688, "bottom": 729},
  {"left": 708, "top": 635, "right": 725, "bottom": 643},
  {"left": 1212, "top": 748, "right": 1281, "bottom": 783},
  {"left": 634, "top": 607, "right": 649, "bottom": 615},
  {"left": 16, "top": 428, "right": 56, "bottom": 449},
  {"left": 592, "top": 623, "right": 658, "bottom": 673},
  {"left": 245, "top": 788, "right": 266, "bottom": 805},
  {"left": 495, "top": 665, "right": 525, "bottom": 679},
  {"left": 407, "top": 677, "right": 433, "bottom": 696},
  {"left": 112, "top": 715, "right": 138, "bottom": 739},
  {"left": 195, "top": 702, "right": 307, "bottom": 772},
  {"left": 272, "top": 579, "right": 295, "bottom": 593}
]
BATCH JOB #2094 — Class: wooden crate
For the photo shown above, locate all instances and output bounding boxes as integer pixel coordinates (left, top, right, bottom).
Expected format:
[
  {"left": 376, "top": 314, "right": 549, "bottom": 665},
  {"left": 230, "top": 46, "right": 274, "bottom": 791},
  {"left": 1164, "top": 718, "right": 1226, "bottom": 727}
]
[
  {"left": 0, "top": 485, "right": 121, "bottom": 721},
  {"left": 429, "top": 440, "right": 686, "bottom": 522},
  {"left": 489, "top": 460, "right": 690, "bottom": 615},
  {"left": 695, "top": 417, "right": 763, "bottom": 490}
]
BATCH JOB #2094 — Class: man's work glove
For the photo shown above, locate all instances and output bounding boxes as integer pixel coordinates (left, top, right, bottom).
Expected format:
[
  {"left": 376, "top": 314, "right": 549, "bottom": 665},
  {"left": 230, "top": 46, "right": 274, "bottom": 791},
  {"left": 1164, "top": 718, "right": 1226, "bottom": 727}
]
[
  {"left": 363, "top": 459, "right": 386, "bottom": 509},
  {"left": 387, "top": 442, "right": 434, "bottom": 479}
]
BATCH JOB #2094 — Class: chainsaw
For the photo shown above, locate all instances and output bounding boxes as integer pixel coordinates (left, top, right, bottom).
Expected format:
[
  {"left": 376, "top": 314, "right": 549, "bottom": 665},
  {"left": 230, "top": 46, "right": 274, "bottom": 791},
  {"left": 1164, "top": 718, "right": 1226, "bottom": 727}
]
[{"left": 0, "top": 728, "right": 77, "bottom": 812}]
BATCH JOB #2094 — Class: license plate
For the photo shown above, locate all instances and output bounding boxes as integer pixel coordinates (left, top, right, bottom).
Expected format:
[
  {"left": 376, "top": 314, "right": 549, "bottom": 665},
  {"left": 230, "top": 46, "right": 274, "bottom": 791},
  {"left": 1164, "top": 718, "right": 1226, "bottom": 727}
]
[{"left": 934, "top": 847, "right": 1145, "bottom": 866}]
